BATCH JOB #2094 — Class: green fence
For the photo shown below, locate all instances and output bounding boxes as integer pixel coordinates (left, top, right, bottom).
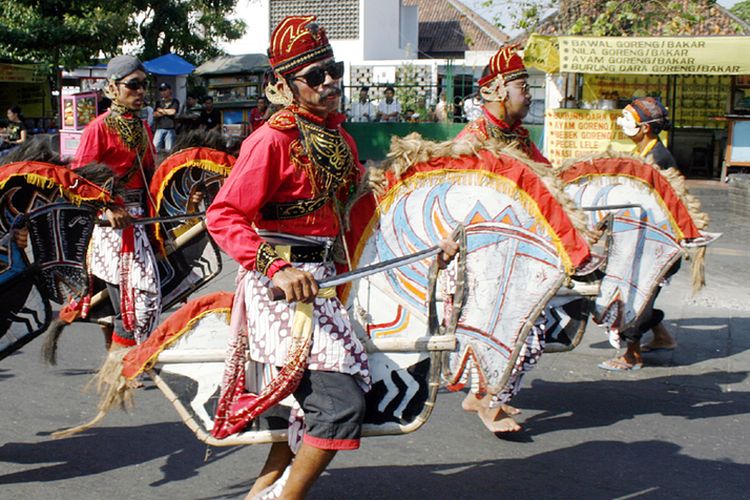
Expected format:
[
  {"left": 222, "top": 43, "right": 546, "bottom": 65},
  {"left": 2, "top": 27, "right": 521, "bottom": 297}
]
[{"left": 343, "top": 123, "right": 545, "bottom": 162}]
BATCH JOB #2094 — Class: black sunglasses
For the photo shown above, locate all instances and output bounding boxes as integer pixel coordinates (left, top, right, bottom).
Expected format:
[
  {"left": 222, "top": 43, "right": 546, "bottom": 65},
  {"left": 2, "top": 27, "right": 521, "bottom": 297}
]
[
  {"left": 118, "top": 79, "right": 149, "bottom": 91},
  {"left": 293, "top": 61, "right": 345, "bottom": 87}
]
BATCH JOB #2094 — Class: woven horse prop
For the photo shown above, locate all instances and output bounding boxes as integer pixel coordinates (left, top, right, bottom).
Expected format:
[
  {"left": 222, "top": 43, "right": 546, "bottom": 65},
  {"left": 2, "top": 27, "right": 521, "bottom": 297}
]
[
  {"left": 556, "top": 154, "right": 717, "bottom": 348},
  {"left": 0, "top": 162, "right": 111, "bottom": 360},
  {"left": 52, "top": 135, "right": 599, "bottom": 444},
  {"left": 0, "top": 146, "right": 235, "bottom": 362}
]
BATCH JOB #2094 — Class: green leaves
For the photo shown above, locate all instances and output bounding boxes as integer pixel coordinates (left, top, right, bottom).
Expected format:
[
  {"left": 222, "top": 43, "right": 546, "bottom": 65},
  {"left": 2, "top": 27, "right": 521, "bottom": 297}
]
[
  {"left": 0, "top": 0, "right": 246, "bottom": 73},
  {"left": 482, "top": 0, "right": 734, "bottom": 37},
  {"left": 730, "top": 0, "right": 750, "bottom": 23}
]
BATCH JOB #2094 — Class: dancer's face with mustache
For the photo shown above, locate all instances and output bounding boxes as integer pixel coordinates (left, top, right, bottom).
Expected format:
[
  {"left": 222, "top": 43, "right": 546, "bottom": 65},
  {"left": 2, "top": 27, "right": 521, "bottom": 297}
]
[{"left": 288, "top": 57, "right": 342, "bottom": 118}]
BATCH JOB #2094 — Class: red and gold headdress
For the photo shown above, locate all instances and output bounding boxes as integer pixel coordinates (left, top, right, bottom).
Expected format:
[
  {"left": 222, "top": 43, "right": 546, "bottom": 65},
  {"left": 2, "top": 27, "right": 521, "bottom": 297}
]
[
  {"left": 268, "top": 15, "right": 334, "bottom": 77},
  {"left": 478, "top": 45, "right": 528, "bottom": 88}
]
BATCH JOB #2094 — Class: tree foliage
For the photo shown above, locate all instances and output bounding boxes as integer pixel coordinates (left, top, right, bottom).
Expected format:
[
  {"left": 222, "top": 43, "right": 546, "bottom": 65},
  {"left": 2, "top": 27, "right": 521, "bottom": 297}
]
[
  {"left": 730, "top": 0, "right": 750, "bottom": 23},
  {"left": 482, "top": 0, "right": 723, "bottom": 36},
  {"left": 0, "top": 0, "right": 135, "bottom": 71},
  {"left": 133, "top": 0, "right": 245, "bottom": 64},
  {"left": 0, "top": 0, "right": 246, "bottom": 71}
]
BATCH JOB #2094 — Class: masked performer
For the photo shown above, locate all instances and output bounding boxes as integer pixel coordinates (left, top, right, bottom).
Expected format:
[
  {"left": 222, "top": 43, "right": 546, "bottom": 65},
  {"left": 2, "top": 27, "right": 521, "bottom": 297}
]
[
  {"left": 599, "top": 97, "right": 680, "bottom": 371},
  {"left": 71, "top": 55, "right": 160, "bottom": 350}
]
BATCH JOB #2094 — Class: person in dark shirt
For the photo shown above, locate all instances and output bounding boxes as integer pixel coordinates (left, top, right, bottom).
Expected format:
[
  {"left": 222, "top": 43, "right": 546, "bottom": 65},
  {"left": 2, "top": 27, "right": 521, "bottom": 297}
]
[
  {"left": 617, "top": 96, "right": 676, "bottom": 169},
  {"left": 177, "top": 93, "right": 202, "bottom": 133},
  {"left": 600, "top": 97, "right": 680, "bottom": 372},
  {"left": 1, "top": 105, "right": 26, "bottom": 152},
  {"left": 95, "top": 82, "right": 112, "bottom": 115},
  {"left": 153, "top": 82, "right": 180, "bottom": 152},
  {"left": 199, "top": 96, "right": 221, "bottom": 131}
]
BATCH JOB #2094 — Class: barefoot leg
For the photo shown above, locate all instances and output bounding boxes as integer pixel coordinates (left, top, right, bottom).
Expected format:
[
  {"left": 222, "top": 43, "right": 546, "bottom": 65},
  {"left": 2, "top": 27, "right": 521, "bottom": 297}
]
[
  {"left": 645, "top": 322, "right": 677, "bottom": 350},
  {"left": 100, "top": 323, "right": 113, "bottom": 351},
  {"left": 280, "top": 443, "right": 336, "bottom": 500},
  {"left": 246, "top": 442, "right": 295, "bottom": 499}
]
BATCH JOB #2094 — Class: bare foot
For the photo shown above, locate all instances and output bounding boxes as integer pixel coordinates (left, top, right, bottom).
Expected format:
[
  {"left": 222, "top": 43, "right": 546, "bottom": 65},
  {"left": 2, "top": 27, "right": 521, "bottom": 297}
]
[
  {"left": 478, "top": 406, "right": 522, "bottom": 433},
  {"left": 502, "top": 404, "right": 521, "bottom": 416},
  {"left": 461, "top": 393, "right": 482, "bottom": 412},
  {"left": 641, "top": 341, "right": 677, "bottom": 352},
  {"left": 463, "top": 394, "right": 522, "bottom": 417}
]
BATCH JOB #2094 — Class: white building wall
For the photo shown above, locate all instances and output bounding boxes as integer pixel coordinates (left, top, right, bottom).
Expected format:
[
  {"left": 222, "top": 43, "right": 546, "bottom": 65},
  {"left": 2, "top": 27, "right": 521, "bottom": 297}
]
[
  {"left": 363, "top": 0, "right": 409, "bottom": 60},
  {"left": 400, "top": 4, "right": 419, "bottom": 55},
  {"left": 223, "top": 0, "right": 270, "bottom": 54}
]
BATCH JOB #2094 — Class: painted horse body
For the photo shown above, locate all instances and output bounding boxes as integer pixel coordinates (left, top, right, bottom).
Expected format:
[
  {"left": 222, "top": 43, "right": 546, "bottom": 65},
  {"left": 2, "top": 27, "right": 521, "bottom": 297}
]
[
  {"left": 557, "top": 154, "right": 713, "bottom": 345},
  {"left": 97, "top": 141, "right": 594, "bottom": 445},
  {"left": 0, "top": 147, "right": 235, "bottom": 361},
  {"left": 0, "top": 162, "right": 110, "bottom": 359}
]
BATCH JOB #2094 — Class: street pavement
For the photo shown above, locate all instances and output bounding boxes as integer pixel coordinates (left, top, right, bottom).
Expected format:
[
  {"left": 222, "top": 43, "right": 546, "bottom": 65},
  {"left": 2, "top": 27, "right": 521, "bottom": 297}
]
[{"left": 1, "top": 180, "right": 748, "bottom": 499}]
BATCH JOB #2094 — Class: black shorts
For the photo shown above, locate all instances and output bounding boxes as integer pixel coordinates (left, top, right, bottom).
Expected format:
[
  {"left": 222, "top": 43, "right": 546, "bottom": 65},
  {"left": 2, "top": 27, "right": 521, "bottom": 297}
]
[{"left": 293, "top": 370, "right": 366, "bottom": 450}]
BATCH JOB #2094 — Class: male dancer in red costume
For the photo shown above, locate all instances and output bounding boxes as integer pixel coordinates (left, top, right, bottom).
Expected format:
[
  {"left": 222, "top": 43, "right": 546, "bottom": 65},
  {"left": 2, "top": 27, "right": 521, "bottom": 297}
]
[
  {"left": 71, "top": 55, "right": 161, "bottom": 350},
  {"left": 456, "top": 46, "right": 550, "bottom": 433},
  {"left": 207, "top": 15, "right": 457, "bottom": 499},
  {"left": 457, "top": 45, "right": 549, "bottom": 165}
]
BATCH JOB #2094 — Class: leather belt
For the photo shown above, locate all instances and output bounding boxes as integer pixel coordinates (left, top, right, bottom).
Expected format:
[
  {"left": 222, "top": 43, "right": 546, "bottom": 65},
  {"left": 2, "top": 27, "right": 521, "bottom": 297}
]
[{"left": 274, "top": 244, "right": 333, "bottom": 263}]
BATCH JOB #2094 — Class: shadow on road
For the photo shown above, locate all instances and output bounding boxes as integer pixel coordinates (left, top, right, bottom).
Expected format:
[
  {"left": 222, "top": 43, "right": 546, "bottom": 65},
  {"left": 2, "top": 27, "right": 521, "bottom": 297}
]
[
  {"left": 0, "top": 368, "right": 14, "bottom": 381},
  {"left": 312, "top": 440, "right": 749, "bottom": 499},
  {"left": 0, "top": 422, "right": 242, "bottom": 487},
  {"left": 583, "top": 316, "right": 750, "bottom": 369},
  {"left": 515, "top": 370, "right": 749, "bottom": 436}
]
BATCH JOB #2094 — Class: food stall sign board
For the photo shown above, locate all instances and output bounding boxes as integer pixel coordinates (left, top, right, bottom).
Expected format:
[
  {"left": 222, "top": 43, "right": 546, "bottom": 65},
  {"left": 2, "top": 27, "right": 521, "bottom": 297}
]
[{"left": 525, "top": 35, "right": 750, "bottom": 75}]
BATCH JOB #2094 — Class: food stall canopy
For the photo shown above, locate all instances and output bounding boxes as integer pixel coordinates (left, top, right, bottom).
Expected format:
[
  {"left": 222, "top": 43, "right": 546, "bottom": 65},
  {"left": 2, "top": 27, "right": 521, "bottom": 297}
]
[
  {"left": 195, "top": 54, "right": 270, "bottom": 76},
  {"left": 143, "top": 53, "right": 196, "bottom": 76},
  {"left": 524, "top": 35, "right": 750, "bottom": 75},
  {"left": 0, "top": 63, "right": 53, "bottom": 117}
]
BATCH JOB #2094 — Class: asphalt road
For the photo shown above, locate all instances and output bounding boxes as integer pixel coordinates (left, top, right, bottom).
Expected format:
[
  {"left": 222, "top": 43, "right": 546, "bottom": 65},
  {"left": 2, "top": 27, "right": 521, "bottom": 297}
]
[{"left": 1, "top": 182, "right": 749, "bottom": 499}]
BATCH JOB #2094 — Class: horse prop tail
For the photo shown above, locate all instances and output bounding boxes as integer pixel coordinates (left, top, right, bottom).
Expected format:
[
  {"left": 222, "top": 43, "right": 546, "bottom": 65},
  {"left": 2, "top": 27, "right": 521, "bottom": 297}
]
[{"left": 51, "top": 347, "right": 135, "bottom": 439}]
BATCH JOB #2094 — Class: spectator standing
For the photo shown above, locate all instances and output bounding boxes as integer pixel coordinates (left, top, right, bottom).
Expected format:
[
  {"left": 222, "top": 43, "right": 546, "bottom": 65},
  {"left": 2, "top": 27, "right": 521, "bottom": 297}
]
[
  {"left": 349, "top": 86, "right": 374, "bottom": 122},
  {"left": 434, "top": 92, "right": 450, "bottom": 123},
  {"left": 178, "top": 94, "right": 202, "bottom": 133},
  {"left": 153, "top": 82, "right": 179, "bottom": 152},
  {"left": 249, "top": 96, "right": 269, "bottom": 131},
  {"left": 140, "top": 97, "right": 155, "bottom": 129},
  {"left": 376, "top": 86, "right": 401, "bottom": 122},
  {"left": 4, "top": 105, "right": 27, "bottom": 146},
  {"left": 200, "top": 96, "right": 221, "bottom": 131},
  {"left": 415, "top": 96, "right": 432, "bottom": 122}
]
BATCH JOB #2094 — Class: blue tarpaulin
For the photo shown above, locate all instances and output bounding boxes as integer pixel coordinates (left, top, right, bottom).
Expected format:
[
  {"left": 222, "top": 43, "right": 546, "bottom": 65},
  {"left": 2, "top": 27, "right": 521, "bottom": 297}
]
[{"left": 143, "top": 53, "right": 195, "bottom": 76}]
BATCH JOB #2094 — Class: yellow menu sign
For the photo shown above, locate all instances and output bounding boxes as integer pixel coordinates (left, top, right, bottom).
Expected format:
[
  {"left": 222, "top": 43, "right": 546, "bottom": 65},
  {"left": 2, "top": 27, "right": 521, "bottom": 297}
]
[
  {"left": 525, "top": 36, "right": 750, "bottom": 75},
  {"left": 544, "top": 109, "right": 634, "bottom": 166},
  {"left": 559, "top": 37, "right": 750, "bottom": 75}
]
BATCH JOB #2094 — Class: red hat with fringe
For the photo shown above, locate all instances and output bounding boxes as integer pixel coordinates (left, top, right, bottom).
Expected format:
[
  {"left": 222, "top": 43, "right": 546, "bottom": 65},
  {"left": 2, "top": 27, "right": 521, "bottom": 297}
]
[
  {"left": 268, "top": 15, "right": 334, "bottom": 77},
  {"left": 478, "top": 45, "right": 528, "bottom": 88}
]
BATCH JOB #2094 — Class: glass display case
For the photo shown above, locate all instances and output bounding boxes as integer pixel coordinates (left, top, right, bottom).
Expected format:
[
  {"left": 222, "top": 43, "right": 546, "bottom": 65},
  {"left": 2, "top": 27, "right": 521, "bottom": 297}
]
[
  {"left": 59, "top": 91, "right": 98, "bottom": 159},
  {"left": 61, "top": 92, "right": 98, "bottom": 130}
]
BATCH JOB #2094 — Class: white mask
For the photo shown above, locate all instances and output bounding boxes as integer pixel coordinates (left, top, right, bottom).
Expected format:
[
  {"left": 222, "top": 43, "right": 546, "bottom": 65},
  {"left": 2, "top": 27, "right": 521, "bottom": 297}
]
[{"left": 616, "top": 110, "right": 640, "bottom": 137}]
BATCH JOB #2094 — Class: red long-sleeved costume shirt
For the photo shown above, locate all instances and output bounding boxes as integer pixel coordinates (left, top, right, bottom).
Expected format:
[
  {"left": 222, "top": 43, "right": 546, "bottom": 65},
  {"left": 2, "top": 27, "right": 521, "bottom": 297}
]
[
  {"left": 206, "top": 108, "right": 363, "bottom": 275},
  {"left": 71, "top": 110, "right": 155, "bottom": 189}
]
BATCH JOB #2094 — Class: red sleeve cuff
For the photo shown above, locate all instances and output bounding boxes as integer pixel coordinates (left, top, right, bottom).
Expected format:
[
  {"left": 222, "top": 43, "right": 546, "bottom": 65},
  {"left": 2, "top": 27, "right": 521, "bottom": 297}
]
[{"left": 266, "top": 259, "right": 291, "bottom": 278}]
